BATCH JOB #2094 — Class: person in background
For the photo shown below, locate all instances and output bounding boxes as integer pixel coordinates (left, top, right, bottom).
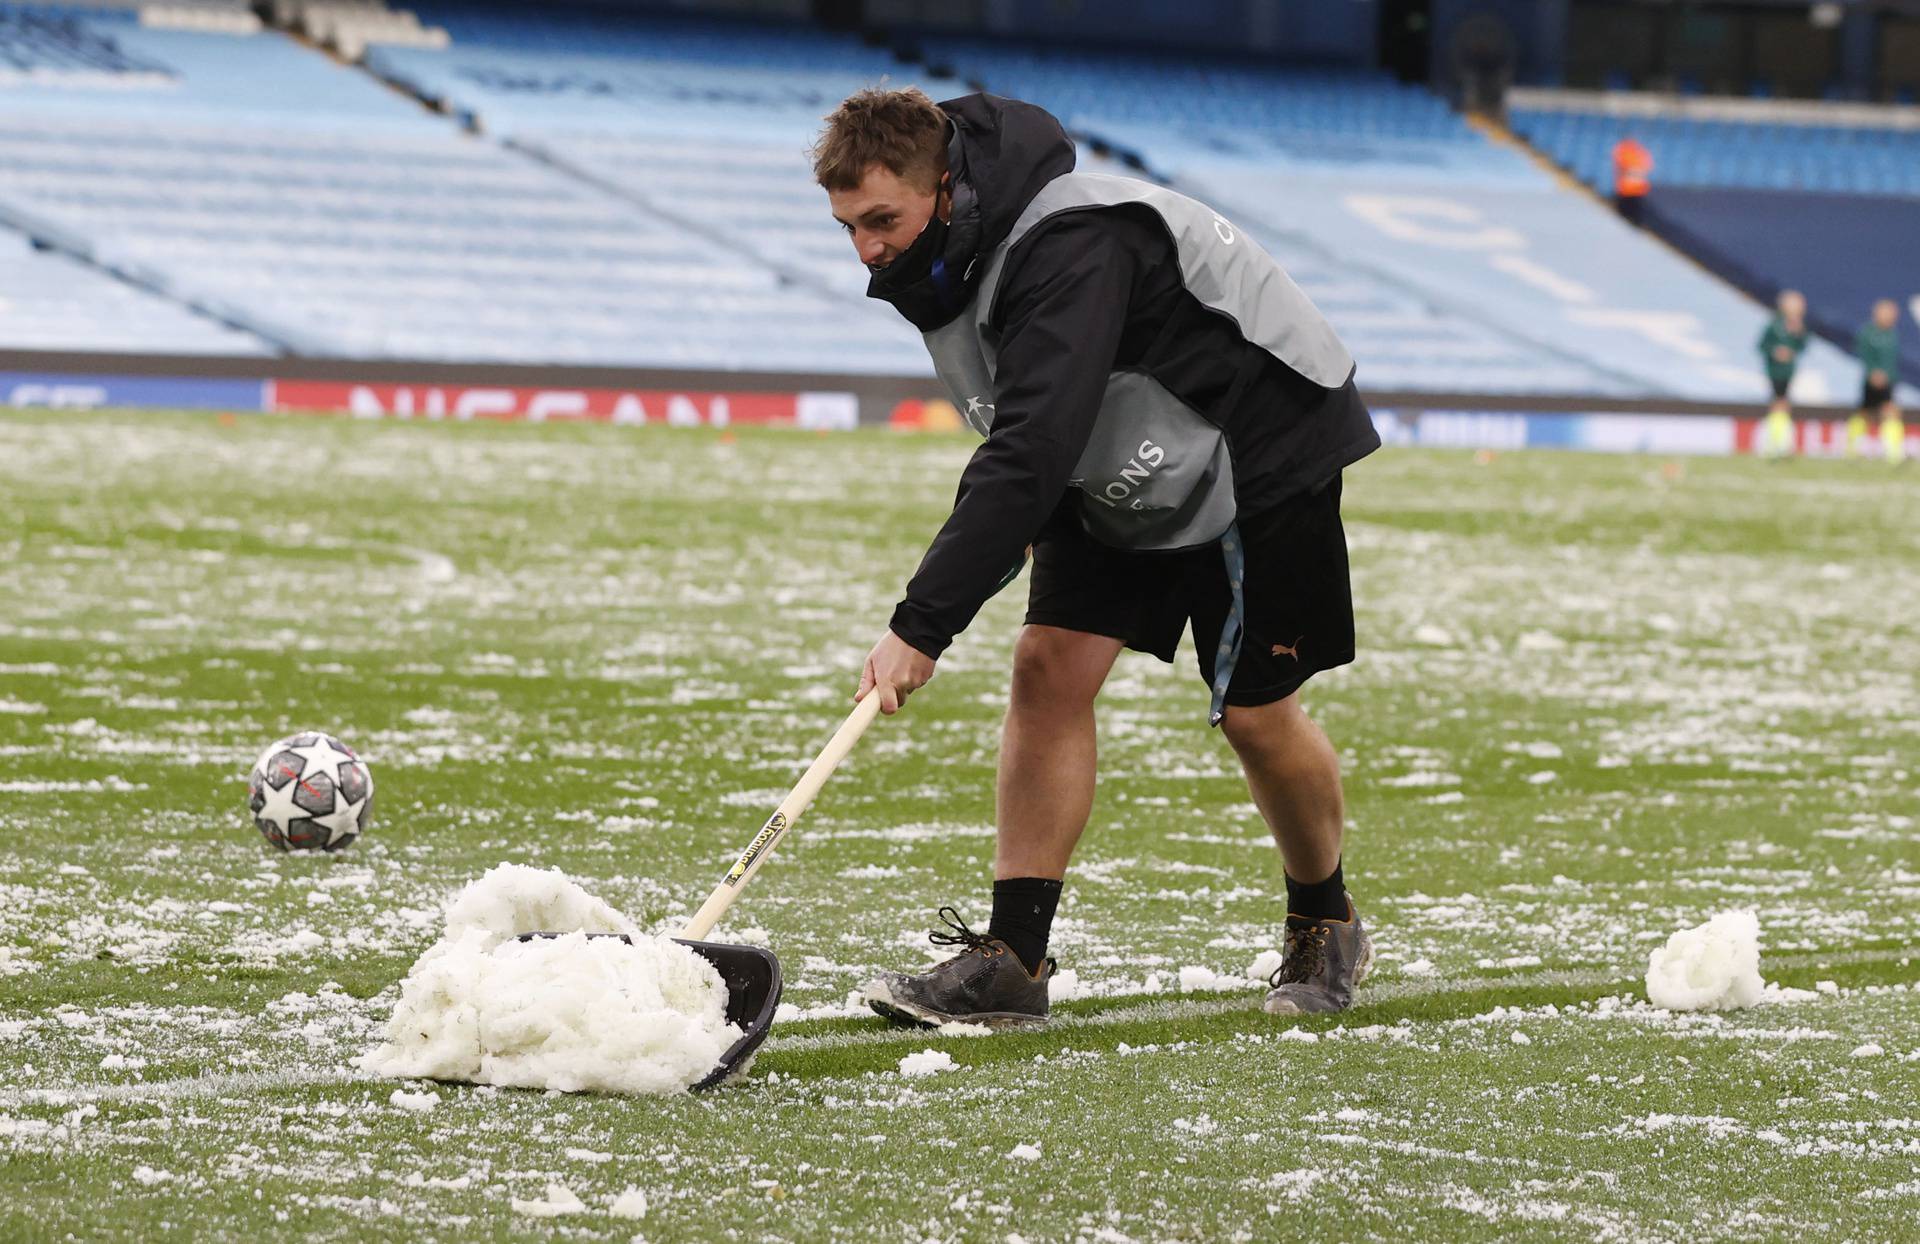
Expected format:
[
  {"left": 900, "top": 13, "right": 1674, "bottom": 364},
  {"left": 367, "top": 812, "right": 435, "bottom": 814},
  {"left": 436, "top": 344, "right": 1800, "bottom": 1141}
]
[
  {"left": 1850, "top": 299, "right": 1904, "bottom": 464},
  {"left": 1612, "top": 132, "right": 1653, "bottom": 225},
  {"left": 1758, "top": 290, "right": 1809, "bottom": 460}
]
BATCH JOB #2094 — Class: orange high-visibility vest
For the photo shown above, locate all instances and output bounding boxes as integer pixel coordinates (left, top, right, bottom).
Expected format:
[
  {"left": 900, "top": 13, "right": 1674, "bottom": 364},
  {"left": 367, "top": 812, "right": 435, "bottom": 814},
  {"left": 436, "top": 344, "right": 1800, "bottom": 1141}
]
[{"left": 1613, "top": 138, "right": 1653, "bottom": 197}]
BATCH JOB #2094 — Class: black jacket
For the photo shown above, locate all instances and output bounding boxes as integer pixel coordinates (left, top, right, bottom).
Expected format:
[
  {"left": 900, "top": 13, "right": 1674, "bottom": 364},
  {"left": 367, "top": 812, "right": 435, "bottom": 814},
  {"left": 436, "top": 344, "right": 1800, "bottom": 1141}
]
[{"left": 876, "top": 94, "right": 1381, "bottom": 660}]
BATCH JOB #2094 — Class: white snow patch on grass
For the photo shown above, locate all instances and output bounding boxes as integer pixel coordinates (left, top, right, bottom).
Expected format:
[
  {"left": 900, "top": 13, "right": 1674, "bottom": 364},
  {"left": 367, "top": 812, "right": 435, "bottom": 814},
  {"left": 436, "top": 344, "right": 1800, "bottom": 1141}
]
[
  {"left": 359, "top": 864, "right": 738, "bottom": 1095},
  {"left": 898, "top": 1049, "right": 955, "bottom": 1077},
  {"left": 388, "top": 1088, "right": 439, "bottom": 1113},
  {"left": 1645, "top": 911, "right": 1766, "bottom": 1011},
  {"left": 511, "top": 1182, "right": 585, "bottom": 1218}
]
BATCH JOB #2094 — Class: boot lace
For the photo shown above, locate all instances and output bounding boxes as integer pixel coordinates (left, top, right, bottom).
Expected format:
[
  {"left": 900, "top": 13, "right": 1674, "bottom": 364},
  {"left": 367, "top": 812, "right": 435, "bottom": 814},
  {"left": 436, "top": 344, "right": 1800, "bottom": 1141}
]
[
  {"left": 1268, "top": 922, "right": 1329, "bottom": 988},
  {"left": 927, "top": 906, "right": 997, "bottom": 956}
]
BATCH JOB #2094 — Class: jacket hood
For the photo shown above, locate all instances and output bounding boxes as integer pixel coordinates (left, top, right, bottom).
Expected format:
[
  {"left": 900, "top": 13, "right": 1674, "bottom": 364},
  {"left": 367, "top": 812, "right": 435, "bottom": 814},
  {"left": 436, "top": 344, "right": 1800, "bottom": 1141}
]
[
  {"left": 941, "top": 92, "right": 1077, "bottom": 258},
  {"left": 865, "top": 93, "right": 1076, "bottom": 331}
]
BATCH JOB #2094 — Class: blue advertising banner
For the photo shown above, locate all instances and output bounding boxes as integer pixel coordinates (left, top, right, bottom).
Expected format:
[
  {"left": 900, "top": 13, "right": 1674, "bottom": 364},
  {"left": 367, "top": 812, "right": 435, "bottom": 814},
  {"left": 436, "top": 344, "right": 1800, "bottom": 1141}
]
[
  {"left": 0, "top": 372, "right": 266, "bottom": 411},
  {"left": 1372, "top": 409, "right": 1737, "bottom": 456}
]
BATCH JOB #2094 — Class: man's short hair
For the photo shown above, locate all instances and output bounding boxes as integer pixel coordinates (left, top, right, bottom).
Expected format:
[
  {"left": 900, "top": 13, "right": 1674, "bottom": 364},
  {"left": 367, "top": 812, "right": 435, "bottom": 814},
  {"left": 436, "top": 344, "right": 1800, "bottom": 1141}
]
[{"left": 812, "top": 86, "right": 948, "bottom": 193}]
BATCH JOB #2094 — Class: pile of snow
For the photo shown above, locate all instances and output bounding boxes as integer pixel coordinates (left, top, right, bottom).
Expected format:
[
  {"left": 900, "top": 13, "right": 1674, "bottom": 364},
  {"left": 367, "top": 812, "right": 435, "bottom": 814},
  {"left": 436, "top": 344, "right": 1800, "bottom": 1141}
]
[
  {"left": 899, "top": 1049, "right": 955, "bottom": 1077},
  {"left": 388, "top": 1088, "right": 439, "bottom": 1113},
  {"left": 359, "top": 864, "right": 740, "bottom": 1095},
  {"left": 1644, "top": 910, "right": 1766, "bottom": 1011},
  {"left": 512, "top": 1182, "right": 586, "bottom": 1218}
]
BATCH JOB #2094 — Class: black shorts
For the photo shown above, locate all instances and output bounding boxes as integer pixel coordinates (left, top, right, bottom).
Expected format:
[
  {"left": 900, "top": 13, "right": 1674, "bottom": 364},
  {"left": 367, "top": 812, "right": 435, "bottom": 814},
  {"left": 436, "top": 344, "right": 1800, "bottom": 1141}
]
[
  {"left": 1862, "top": 380, "right": 1893, "bottom": 411},
  {"left": 1769, "top": 372, "right": 1793, "bottom": 400},
  {"left": 1026, "top": 473, "right": 1356, "bottom": 709}
]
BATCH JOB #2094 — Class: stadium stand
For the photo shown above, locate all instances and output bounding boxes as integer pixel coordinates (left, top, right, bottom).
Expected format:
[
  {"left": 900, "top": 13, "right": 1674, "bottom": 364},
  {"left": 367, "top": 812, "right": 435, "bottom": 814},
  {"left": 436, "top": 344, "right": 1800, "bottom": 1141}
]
[
  {"left": 261, "top": 1, "right": 448, "bottom": 61},
  {"left": 1635, "top": 187, "right": 1920, "bottom": 394},
  {"left": 1505, "top": 89, "right": 1920, "bottom": 398},
  {"left": 1508, "top": 92, "right": 1920, "bottom": 198},
  {"left": 0, "top": 3, "right": 926, "bottom": 370},
  {"left": 360, "top": 15, "right": 1689, "bottom": 395},
  {"left": 922, "top": 40, "right": 1861, "bottom": 402},
  {"left": 363, "top": 4, "right": 956, "bottom": 317},
  {"left": 0, "top": 2, "right": 1874, "bottom": 400},
  {"left": 0, "top": 225, "right": 270, "bottom": 354}
]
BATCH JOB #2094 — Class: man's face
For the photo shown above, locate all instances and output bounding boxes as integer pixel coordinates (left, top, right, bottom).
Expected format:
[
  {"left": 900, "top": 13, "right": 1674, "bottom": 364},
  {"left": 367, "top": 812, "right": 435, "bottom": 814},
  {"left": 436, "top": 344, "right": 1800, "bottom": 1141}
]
[
  {"left": 828, "top": 164, "right": 946, "bottom": 273},
  {"left": 1874, "top": 301, "right": 1899, "bottom": 328},
  {"left": 1780, "top": 294, "right": 1804, "bottom": 326}
]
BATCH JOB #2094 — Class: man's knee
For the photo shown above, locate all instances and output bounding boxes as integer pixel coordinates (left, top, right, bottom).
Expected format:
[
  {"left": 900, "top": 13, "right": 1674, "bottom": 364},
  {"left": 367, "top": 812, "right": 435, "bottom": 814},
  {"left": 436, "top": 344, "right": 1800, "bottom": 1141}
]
[
  {"left": 1009, "top": 625, "right": 1116, "bottom": 711},
  {"left": 1218, "top": 693, "right": 1302, "bottom": 753}
]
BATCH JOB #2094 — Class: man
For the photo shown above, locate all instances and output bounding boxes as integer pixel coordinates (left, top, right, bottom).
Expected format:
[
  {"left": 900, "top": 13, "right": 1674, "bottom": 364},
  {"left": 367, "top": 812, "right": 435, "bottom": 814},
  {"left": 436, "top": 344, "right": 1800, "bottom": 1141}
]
[
  {"left": 1758, "top": 290, "right": 1809, "bottom": 461},
  {"left": 1611, "top": 132, "right": 1653, "bottom": 226},
  {"left": 1851, "top": 299, "right": 1903, "bottom": 463},
  {"left": 812, "top": 87, "right": 1381, "bottom": 1026}
]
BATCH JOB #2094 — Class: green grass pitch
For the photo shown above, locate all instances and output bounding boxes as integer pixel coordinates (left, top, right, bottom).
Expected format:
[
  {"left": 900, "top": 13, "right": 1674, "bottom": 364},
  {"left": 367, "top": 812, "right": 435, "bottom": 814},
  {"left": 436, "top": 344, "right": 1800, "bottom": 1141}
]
[{"left": 1, "top": 408, "right": 1916, "bottom": 1242}]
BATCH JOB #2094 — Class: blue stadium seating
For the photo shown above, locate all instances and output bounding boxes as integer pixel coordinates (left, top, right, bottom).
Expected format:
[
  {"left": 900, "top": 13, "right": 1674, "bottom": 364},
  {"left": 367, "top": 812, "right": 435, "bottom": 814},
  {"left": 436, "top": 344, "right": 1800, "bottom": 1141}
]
[
  {"left": 0, "top": 1, "right": 432, "bottom": 126},
  {"left": 922, "top": 43, "right": 1861, "bottom": 401},
  {"left": 0, "top": 224, "right": 270, "bottom": 354},
  {"left": 922, "top": 40, "right": 1464, "bottom": 139},
  {"left": 0, "top": 114, "right": 927, "bottom": 370},
  {"left": 0, "top": 3, "right": 1877, "bottom": 399},
  {"left": 0, "top": 6, "right": 927, "bottom": 371},
  {"left": 1509, "top": 106, "right": 1920, "bottom": 198}
]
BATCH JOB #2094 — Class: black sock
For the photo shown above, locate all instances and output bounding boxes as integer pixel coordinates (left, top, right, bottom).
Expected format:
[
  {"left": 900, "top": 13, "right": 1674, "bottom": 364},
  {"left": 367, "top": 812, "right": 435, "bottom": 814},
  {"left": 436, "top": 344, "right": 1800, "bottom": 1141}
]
[
  {"left": 1284, "top": 859, "right": 1348, "bottom": 922},
  {"left": 988, "top": 877, "right": 1062, "bottom": 973}
]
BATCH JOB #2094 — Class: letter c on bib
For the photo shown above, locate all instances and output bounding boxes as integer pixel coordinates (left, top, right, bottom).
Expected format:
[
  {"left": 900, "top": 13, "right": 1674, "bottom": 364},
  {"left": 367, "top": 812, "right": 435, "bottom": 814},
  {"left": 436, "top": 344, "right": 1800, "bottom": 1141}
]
[{"left": 1212, "top": 216, "right": 1236, "bottom": 244}]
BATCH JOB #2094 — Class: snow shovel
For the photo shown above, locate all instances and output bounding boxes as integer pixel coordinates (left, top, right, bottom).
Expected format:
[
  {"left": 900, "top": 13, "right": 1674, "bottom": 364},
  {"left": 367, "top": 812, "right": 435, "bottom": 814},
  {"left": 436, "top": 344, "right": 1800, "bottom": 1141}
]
[{"left": 522, "top": 693, "right": 882, "bottom": 1090}]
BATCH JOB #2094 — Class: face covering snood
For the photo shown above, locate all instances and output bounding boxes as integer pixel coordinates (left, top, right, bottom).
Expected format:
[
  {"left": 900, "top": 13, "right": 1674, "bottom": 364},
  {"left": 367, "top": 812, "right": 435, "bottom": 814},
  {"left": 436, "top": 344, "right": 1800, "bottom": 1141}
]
[
  {"left": 864, "top": 210, "right": 962, "bottom": 330},
  {"left": 865, "top": 167, "right": 984, "bottom": 331}
]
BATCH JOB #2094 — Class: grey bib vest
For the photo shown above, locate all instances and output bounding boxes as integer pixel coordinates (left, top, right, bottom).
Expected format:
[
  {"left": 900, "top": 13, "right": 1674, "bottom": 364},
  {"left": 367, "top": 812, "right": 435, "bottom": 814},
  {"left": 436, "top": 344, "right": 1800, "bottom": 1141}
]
[{"left": 921, "top": 171, "right": 1354, "bottom": 552}]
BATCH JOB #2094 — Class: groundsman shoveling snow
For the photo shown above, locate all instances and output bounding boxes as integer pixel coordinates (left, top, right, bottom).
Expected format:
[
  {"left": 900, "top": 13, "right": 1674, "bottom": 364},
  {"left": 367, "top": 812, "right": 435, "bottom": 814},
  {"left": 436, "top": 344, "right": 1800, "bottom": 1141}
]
[{"left": 360, "top": 864, "right": 740, "bottom": 1095}]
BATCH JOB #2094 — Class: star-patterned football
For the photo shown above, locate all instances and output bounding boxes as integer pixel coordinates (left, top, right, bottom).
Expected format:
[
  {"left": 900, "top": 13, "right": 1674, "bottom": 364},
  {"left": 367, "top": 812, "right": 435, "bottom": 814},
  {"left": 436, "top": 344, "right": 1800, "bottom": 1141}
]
[{"left": 247, "top": 731, "right": 374, "bottom": 852}]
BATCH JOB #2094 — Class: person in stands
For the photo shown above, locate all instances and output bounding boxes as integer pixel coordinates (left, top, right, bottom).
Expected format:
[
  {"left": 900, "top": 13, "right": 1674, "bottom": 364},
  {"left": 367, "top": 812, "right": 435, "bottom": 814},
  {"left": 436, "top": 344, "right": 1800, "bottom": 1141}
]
[{"left": 1611, "top": 132, "right": 1653, "bottom": 225}]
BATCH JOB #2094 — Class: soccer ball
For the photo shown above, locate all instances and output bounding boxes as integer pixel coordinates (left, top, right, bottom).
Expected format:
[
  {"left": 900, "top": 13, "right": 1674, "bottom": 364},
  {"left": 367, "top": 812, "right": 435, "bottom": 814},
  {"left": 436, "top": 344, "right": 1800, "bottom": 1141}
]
[{"left": 247, "top": 731, "right": 374, "bottom": 852}]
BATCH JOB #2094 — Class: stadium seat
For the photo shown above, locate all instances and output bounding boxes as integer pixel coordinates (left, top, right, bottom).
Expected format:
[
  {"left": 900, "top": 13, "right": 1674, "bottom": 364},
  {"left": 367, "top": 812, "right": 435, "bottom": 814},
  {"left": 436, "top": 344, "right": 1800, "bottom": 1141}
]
[{"left": 0, "top": 223, "right": 271, "bottom": 353}]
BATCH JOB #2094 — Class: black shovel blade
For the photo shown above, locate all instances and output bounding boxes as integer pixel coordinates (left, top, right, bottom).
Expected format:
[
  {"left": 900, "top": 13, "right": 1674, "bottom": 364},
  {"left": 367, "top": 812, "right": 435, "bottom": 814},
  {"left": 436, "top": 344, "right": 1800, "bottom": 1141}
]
[{"left": 513, "top": 933, "right": 782, "bottom": 1092}]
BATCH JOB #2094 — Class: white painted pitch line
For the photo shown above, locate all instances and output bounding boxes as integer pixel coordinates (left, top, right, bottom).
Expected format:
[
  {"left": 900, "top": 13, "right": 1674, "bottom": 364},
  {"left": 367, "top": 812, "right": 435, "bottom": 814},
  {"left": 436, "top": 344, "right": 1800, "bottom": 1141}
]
[
  {"left": 0, "top": 1066, "right": 368, "bottom": 1108},
  {"left": 1, "top": 949, "right": 1906, "bottom": 1104},
  {"left": 764, "top": 947, "right": 1916, "bottom": 1055},
  {"left": 764, "top": 972, "right": 1621, "bottom": 1055}
]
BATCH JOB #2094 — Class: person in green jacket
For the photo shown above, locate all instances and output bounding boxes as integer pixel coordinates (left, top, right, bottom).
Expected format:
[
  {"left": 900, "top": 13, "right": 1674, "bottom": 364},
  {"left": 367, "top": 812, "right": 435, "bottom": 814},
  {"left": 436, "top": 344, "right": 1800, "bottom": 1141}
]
[
  {"left": 1758, "top": 290, "right": 1809, "bottom": 460},
  {"left": 1849, "top": 299, "right": 1904, "bottom": 463}
]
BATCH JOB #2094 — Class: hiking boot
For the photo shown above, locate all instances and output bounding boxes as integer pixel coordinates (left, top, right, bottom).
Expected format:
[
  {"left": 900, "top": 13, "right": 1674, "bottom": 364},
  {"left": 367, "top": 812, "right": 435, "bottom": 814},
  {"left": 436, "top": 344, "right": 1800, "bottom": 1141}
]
[
  {"left": 1262, "top": 898, "right": 1374, "bottom": 1016},
  {"left": 864, "top": 906, "right": 1053, "bottom": 1028}
]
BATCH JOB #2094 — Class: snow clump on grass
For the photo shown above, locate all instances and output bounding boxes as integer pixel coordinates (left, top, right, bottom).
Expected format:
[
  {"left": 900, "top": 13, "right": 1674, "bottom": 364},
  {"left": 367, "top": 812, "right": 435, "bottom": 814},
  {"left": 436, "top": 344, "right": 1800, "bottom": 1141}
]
[
  {"left": 1644, "top": 910, "right": 1766, "bottom": 1011},
  {"left": 359, "top": 864, "right": 739, "bottom": 1095},
  {"left": 511, "top": 1182, "right": 586, "bottom": 1218},
  {"left": 899, "top": 1049, "right": 955, "bottom": 1077},
  {"left": 388, "top": 1088, "right": 439, "bottom": 1112}
]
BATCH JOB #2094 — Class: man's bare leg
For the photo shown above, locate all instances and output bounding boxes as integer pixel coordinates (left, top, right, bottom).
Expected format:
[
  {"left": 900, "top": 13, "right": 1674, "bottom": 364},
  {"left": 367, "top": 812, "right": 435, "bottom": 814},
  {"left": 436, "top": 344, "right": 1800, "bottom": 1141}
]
[
  {"left": 994, "top": 625, "right": 1125, "bottom": 880},
  {"left": 1222, "top": 691, "right": 1370, "bottom": 1014},
  {"left": 863, "top": 624, "right": 1121, "bottom": 1025},
  {"left": 1218, "top": 691, "right": 1344, "bottom": 885}
]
